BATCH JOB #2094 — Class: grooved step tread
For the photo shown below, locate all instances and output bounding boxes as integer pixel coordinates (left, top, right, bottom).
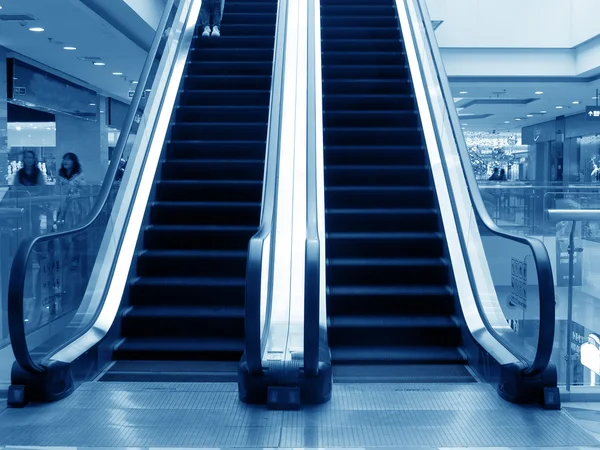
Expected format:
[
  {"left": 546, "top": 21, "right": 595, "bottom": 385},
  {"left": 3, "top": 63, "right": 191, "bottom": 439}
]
[
  {"left": 332, "top": 346, "right": 466, "bottom": 363},
  {"left": 146, "top": 225, "right": 256, "bottom": 232},
  {"left": 153, "top": 201, "right": 261, "bottom": 207},
  {"left": 326, "top": 232, "right": 441, "bottom": 239},
  {"left": 116, "top": 338, "right": 245, "bottom": 352},
  {"left": 328, "top": 285, "right": 453, "bottom": 296},
  {"left": 132, "top": 277, "right": 245, "bottom": 287},
  {"left": 140, "top": 250, "right": 246, "bottom": 258},
  {"left": 125, "top": 306, "right": 244, "bottom": 318},
  {"left": 328, "top": 258, "right": 447, "bottom": 266},
  {"left": 329, "top": 315, "right": 458, "bottom": 328}
]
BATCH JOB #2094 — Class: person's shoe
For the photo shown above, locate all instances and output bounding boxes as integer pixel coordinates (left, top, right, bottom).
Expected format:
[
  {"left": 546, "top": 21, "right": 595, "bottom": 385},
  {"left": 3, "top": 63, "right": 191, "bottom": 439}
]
[
  {"left": 211, "top": 26, "right": 220, "bottom": 37},
  {"left": 202, "top": 26, "right": 211, "bottom": 37}
]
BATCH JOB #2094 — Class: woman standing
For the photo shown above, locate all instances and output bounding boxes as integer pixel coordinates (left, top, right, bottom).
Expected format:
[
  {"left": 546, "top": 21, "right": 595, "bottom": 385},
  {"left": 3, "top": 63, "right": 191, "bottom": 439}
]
[
  {"left": 200, "top": 0, "right": 224, "bottom": 37},
  {"left": 12, "top": 150, "right": 46, "bottom": 188}
]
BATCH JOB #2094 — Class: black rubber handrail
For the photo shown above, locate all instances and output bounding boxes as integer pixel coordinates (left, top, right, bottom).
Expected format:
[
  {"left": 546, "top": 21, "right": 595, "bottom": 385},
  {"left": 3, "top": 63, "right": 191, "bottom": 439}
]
[
  {"left": 304, "top": 0, "right": 320, "bottom": 378},
  {"left": 409, "top": 0, "right": 555, "bottom": 377},
  {"left": 244, "top": 0, "right": 289, "bottom": 375},
  {"left": 8, "top": 0, "right": 177, "bottom": 375}
]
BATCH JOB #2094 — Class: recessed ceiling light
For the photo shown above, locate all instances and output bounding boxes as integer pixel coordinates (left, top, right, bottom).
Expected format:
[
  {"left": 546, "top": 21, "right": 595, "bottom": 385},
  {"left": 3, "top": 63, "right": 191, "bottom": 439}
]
[
  {"left": 540, "top": 110, "right": 547, "bottom": 113},
  {"left": 459, "top": 91, "right": 468, "bottom": 94},
  {"left": 504, "top": 121, "right": 510, "bottom": 124},
  {"left": 33, "top": 126, "right": 37, "bottom": 129},
  {"left": 29, "top": 27, "right": 45, "bottom": 32},
  {"left": 131, "top": 81, "right": 139, "bottom": 84},
  {"left": 63, "top": 46, "right": 77, "bottom": 51},
  {"left": 573, "top": 101, "right": 580, "bottom": 104},
  {"left": 556, "top": 105, "right": 563, "bottom": 109},
  {"left": 526, "top": 114, "right": 533, "bottom": 118},
  {"left": 16, "top": 126, "right": 21, "bottom": 131},
  {"left": 112, "top": 72, "right": 123, "bottom": 76},
  {"left": 46, "top": 127, "right": 51, "bottom": 130},
  {"left": 535, "top": 91, "right": 544, "bottom": 95},
  {"left": 89, "top": 103, "right": 96, "bottom": 106},
  {"left": 93, "top": 62, "right": 105, "bottom": 66},
  {"left": 515, "top": 118, "right": 522, "bottom": 121},
  {"left": 462, "top": 123, "right": 467, "bottom": 126},
  {"left": 0, "top": 6, "right": 3, "bottom": 9}
]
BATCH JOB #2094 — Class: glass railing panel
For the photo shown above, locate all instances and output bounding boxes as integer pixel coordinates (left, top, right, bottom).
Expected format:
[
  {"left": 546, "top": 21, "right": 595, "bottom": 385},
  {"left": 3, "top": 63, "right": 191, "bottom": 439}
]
[
  {"left": 544, "top": 210, "right": 600, "bottom": 389},
  {"left": 8, "top": 0, "right": 183, "bottom": 370},
  {"left": 405, "top": 0, "right": 556, "bottom": 378}
]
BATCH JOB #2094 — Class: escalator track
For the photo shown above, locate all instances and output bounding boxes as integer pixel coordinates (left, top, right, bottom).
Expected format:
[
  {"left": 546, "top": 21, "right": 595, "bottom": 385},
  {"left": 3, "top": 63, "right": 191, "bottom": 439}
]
[
  {"left": 106, "top": 0, "right": 278, "bottom": 380},
  {"left": 321, "top": 0, "right": 472, "bottom": 383}
]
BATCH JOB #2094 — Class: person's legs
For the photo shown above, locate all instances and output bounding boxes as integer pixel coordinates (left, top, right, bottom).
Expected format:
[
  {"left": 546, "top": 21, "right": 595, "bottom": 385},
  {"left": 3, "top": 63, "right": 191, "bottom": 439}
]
[
  {"left": 211, "top": 0, "right": 223, "bottom": 35},
  {"left": 200, "top": 0, "right": 211, "bottom": 36}
]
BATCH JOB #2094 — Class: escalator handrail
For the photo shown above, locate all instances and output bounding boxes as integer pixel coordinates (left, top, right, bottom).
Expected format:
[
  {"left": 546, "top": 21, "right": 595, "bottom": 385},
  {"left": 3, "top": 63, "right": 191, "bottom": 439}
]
[
  {"left": 406, "top": 0, "right": 555, "bottom": 377},
  {"left": 7, "top": 0, "right": 177, "bottom": 375},
  {"left": 304, "top": 0, "right": 320, "bottom": 377},
  {"left": 244, "top": 0, "right": 289, "bottom": 375}
]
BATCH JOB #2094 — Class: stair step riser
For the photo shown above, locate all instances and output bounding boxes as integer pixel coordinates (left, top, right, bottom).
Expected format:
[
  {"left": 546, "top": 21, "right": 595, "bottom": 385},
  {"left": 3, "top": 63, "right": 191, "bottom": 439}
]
[
  {"left": 179, "top": 91, "right": 271, "bottom": 107},
  {"left": 114, "top": 348, "right": 243, "bottom": 362},
  {"left": 137, "top": 254, "right": 247, "bottom": 278},
  {"left": 187, "top": 61, "right": 273, "bottom": 76},
  {"left": 324, "top": 96, "right": 415, "bottom": 112},
  {"left": 323, "top": 65, "right": 409, "bottom": 80},
  {"left": 322, "top": 17, "right": 398, "bottom": 28},
  {"left": 325, "top": 128, "right": 422, "bottom": 146},
  {"left": 328, "top": 326, "right": 462, "bottom": 348},
  {"left": 326, "top": 236, "right": 443, "bottom": 258},
  {"left": 176, "top": 106, "right": 269, "bottom": 124},
  {"left": 323, "top": 53, "right": 405, "bottom": 66},
  {"left": 324, "top": 111, "right": 418, "bottom": 128},
  {"left": 190, "top": 37, "right": 275, "bottom": 50},
  {"left": 144, "top": 228, "right": 255, "bottom": 251},
  {"left": 322, "top": 41, "right": 403, "bottom": 53},
  {"left": 326, "top": 212, "right": 439, "bottom": 233},
  {"left": 161, "top": 161, "right": 264, "bottom": 181},
  {"left": 327, "top": 264, "right": 449, "bottom": 286},
  {"left": 122, "top": 314, "right": 244, "bottom": 339},
  {"left": 151, "top": 204, "right": 260, "bottom": 226},
  {"left": 156, "top": 183, "right": 262, "bottom": 203},
  {"left": 130, "top": 283, "right": 245, "bottom": 307},
  {"left": 183, "top": 76, "right": 272, "bottom": 91},
  {"left": 326, "top": 189, "right": 434, "bottom": 209},
  {"left": 325, "top": 168, "right": 429, "bottom": 187},
  {"left": 322, "top": 5, "right": 396, "bottom": 15},
  {"left": 167, "top": 141, "right": 265, "bottom": 160},
  {"left": 171, "top": 124, "right": 267, "bottom": 142},
  {"left": 327, "top": 294, "right": 455, "bottom": 316},
  {"left": 324, "top": 148, "right": 426, "bottom": 166},
  {"left": 189, "top": 48, "right": 274, "bottom": 63}
]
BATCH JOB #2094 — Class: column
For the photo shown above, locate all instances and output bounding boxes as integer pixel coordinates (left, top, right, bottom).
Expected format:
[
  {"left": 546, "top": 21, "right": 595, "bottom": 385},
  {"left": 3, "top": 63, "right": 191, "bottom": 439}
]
[{"left": 0, "top": 47, "right": 7, "bottom": 184}]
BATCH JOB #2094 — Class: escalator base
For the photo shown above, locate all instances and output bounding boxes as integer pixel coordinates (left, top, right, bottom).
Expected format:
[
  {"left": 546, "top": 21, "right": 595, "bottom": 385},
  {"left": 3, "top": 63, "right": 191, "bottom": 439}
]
[
  {"left": 333, "top": 364, "right": 475, "bottom": 383},
  {"left": 98, "top": 361, "right": 238, "bottom": 383}
]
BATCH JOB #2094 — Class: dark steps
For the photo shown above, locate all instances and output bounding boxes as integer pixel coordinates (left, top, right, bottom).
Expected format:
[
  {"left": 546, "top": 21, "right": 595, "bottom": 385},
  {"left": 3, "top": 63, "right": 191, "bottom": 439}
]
[
  {"left": 321, "top": 0, "right": 464, "bottom": 378},
  {"left": 117, "top": 0, "right": 277, "bottom": 363}
]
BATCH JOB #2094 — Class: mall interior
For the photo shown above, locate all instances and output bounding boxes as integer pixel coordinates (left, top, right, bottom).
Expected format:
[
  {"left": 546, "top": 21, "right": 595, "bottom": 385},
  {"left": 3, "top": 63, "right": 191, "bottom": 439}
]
[{"left": 2, "top": 0, "right": 600, "bottom": 448}]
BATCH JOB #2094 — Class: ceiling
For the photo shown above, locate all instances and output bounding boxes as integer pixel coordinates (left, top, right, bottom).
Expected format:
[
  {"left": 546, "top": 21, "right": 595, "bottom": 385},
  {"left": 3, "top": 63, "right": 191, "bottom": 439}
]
[
  {"left": 450, "top": 78, "right": 600, "bottom": 134},
  {"left": 0, "top": 0, "right": 146, "bottom": 102}
]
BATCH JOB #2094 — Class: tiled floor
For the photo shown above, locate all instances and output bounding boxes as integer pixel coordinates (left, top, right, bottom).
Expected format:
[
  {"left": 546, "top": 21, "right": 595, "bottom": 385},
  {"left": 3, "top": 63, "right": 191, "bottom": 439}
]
[{"left": 0, "top": 381, "right": 598, "bottom": 448}]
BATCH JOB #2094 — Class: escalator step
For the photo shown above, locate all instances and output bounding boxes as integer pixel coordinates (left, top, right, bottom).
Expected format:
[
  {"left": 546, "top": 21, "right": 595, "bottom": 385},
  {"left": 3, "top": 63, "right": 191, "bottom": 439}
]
[
  {"left": 150, "top": 201, "right": 261, "bottom": 226},
  {"left": 114, "top": 338, "right": 245, "bottom": 361},
  {"left": 167, "top": 140, "right": 266, "bottom": 160},
  {"left": 332, "top": 364, "right": 475, "bottom": 383},
  {"left": 137, "top": 250, "right": 247, "bottom": 278},
  {"left": 327, "top": 285, "right": 455, "bottom": 315},
  {"left": 325, "top": 186, "right": 434, "bottom": 208},
  {"left": 130, "top": 277, "right": 245, "bottom": 307},
  {"left": 122, "top": 306, "right": 245, "bottom": 338},
  {"left": 144, "top": 224, "right": 256, "bottom": 250},
  {"left": 326, "top": 232, "right": 443, "bottom": 258},
  {"left": 331, "top": 346, "right": 467, "bottom": 365}
]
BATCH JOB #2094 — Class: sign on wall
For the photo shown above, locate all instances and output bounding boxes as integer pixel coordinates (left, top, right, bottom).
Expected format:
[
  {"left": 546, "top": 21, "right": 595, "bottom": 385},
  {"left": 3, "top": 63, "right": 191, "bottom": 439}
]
[
  {"left": 556, "top": 222, "right": 583, "bottom": 287},
  {"left": 586, "top": 106, "right": 600, "bottom": 121},
  {"left": 510, "top": 258, "right": 527, "bottom": 310}
]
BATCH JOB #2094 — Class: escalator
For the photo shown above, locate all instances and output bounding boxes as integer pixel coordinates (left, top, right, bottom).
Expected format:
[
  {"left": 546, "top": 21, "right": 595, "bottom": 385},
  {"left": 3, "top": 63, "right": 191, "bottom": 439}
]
[
  {"left": 321, "top": 0, "right": 470, "bottom": 382},
  {"left": 108, "top": 0, "right": 278, "bottom": 375}
]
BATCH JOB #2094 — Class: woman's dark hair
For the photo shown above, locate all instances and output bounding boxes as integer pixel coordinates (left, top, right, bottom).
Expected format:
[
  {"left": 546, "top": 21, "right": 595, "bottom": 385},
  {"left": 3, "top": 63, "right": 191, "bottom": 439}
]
[
  {"left": 59, "top": 152, "right": 82, "bottom": 180},
  {"left": 17, "top": 150, "right": 42, "bottom": 186}
]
